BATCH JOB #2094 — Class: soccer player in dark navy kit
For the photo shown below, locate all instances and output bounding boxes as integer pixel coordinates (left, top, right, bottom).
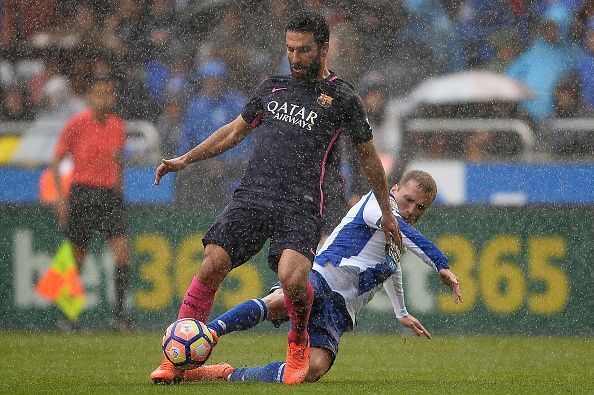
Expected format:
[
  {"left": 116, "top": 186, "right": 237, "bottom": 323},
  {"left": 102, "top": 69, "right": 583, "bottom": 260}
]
[{"left": 152, "top": 10, "right": 401, "bottom": 385}]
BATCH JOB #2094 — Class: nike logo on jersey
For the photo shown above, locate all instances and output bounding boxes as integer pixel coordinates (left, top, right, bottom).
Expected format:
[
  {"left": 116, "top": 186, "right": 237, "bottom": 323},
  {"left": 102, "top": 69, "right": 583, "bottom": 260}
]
[{"left": 272, "top": 87, "right": 287, "bottom": 93}]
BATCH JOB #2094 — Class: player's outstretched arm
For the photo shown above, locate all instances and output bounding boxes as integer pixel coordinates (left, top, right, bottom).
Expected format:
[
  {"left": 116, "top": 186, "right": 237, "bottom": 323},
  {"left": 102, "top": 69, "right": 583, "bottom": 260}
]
[
  {"left": 354, "top": 140, "right": 402, "bottom": 248},
  {"left": 154, "top": 115, "right": 253, "bottom": 185},
  {"left": 438, "top": 268, "right": 463, "bottom": 303},
  {"left": 398, "top": 314, "right": 431, "bottom": 339}
]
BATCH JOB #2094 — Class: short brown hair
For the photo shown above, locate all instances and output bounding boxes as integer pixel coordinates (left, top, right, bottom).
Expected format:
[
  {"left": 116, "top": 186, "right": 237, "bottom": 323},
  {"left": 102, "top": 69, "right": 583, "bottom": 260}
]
[
  {"left": 400, "top": 170, "right": 437, "bottom": 203},
  {"left": 286, "top": 9, "right": 330, "bottom": 47}
]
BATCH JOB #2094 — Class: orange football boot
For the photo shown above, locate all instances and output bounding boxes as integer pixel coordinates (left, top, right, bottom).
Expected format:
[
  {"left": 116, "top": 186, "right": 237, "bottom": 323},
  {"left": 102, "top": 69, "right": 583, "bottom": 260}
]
[
  {"left": 283, "top": 334, "right": 310, "bottom": 384},
  {"left": 150, "top": 355, "right": 183, "bottom": 384},
  {"left": 183, "top": 363, "right": 235, "bottom": 382}
]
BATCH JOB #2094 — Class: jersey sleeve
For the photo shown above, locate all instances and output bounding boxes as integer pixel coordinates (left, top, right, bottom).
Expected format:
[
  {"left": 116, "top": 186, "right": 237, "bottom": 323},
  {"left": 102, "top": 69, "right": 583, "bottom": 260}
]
[
  {"left": 398, "top": 217, "right": 449, "bottom": 272},
  {"left": 361, "top": 192, "right": 383, "bottom": 229},
  {"left": 241, "top": 80, "right": 267, "bottom": 127},
  {"left": 383, "top": 265, "right": 408, "bottom": 319},
  {"left": 54, "top": 116, "right": 78, "bottom": 159},
  {"left": 339, "top": 91, "right": 373, "bottom": 145}
]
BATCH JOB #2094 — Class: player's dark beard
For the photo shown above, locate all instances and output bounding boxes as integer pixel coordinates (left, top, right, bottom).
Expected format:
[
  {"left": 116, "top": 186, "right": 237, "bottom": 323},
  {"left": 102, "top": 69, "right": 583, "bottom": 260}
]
[{"left": 290, "top": 52, "right": 322, "bottom": 82}]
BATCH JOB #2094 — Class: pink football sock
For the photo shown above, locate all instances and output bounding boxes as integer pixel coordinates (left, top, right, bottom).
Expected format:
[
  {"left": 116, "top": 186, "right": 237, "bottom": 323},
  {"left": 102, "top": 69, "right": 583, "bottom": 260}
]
[
  {"left": 284, "top": 282, "right": 314, "bottom": 344},
  {"left": 177, "top": 275, "right": 218, "bottom": 322}
]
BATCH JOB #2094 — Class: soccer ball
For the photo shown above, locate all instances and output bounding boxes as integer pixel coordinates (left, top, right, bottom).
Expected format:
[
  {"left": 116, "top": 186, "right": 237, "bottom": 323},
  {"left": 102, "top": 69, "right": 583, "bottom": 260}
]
[{"left": 161, "top": 318, "right": 215, "bottom": 370}]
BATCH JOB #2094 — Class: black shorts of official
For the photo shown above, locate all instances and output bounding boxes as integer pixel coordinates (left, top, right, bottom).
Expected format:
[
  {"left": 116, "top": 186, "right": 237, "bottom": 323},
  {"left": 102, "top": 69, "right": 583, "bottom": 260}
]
[
  {"left": 66, "top": 184, "right": 127, "bottom": 247},
  {"left": 202, "top": 194, "right": 322, "bottom": 270}
]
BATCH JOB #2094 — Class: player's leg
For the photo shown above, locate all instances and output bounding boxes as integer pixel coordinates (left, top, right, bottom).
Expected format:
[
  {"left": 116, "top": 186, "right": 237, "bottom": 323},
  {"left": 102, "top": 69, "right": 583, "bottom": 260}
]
[
  {"left": 182, "top": 289, "right": 287, "bottom": 383},
  {"left": 185, "top": 271, "right": 343, "bottom": 384},
  {"left": 177, "top": 243, "right": 232, "bottom": 321},
  {"left": 71, "top": 243, "right": 87, "bottom": 272},
  {"left": 222, "top": 347, "right": 331, "bottom": 383},
  {"left": 277, "top": 250, "right": 314, "bottom": 384},
  {"left": 57, "top": 186, "right": 93, "bottom": 330},
  {"left": 207, "top": 289, "right": 287, "bottom": 338},
  {"left": 151, "top": 244, "right": 233, "bottom": 384},
  {"left": 178, "top": 201, "right": 272, "bottom": 323},
  {"left": 269, "top": 207, "right": 321, "bottom": 384},
  {"left": 106, "top": 235, "right": 130, "bottom": 330},
  {"left": 305, "top": 347, "right": 332, "bottom": 382},
  {"left": 151, "top": 201, "right": 271, "bottom": 384},
  {"left": 65, "top": 185, "right": 94, "bottom": 271},
  {"left": 101, "top": 188, "right": 131, "bottom": 330}
]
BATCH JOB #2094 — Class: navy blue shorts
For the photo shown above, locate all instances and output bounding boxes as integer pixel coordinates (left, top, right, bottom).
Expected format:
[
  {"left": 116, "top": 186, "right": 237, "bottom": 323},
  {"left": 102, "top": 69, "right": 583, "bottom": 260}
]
[
  {"left": 270, "top": 270, "right": 352, "bottom": 363},
  {"left": 203, "top": 193, "right": 321, "bottom": 270}
]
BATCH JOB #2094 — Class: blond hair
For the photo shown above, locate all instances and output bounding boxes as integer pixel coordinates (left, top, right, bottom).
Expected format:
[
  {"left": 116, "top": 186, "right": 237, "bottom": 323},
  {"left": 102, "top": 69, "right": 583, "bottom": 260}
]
[{"left": 400, "top": 170, "right": 437, "bottom": 203}]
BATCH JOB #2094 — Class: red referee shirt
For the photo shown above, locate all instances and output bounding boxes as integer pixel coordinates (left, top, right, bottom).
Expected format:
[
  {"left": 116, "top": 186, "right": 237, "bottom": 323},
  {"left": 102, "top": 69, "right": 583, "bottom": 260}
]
[{"left": 55, "top": 109, "right": 126, "bottom": 189}]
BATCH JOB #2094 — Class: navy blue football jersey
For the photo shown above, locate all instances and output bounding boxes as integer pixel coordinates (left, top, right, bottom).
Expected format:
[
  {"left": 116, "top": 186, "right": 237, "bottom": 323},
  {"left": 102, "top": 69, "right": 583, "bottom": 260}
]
[{"left": 238, "top": 73, "right": 373, "bottom": 215}]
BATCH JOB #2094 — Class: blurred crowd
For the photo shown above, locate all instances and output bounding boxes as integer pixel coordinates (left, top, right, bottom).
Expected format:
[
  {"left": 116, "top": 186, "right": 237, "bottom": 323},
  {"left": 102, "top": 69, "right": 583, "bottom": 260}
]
[{"left": 0, "top": 0, "right": 593, "bottom": 204}]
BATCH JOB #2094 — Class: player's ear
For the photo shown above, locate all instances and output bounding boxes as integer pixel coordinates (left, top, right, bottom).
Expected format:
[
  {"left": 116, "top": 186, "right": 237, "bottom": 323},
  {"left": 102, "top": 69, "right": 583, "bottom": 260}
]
[
  {"left": 320, "top": 41, "right": 330, "bottom": 58},
  {"left": 390, "top": 184, "right": 399, "bottom": 195}
]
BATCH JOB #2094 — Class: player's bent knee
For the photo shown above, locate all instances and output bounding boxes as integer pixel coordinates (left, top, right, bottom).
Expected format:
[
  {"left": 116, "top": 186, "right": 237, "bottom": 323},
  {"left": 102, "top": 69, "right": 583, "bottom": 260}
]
[
  {"left": 305, "top": 361, "right": 330, "bottom": 383},
  {"left": 263, "top": 289, "right": 287, "bottom": 320},
  {"left": 305, "top": 348, "right": 332, "bottom": 382},
  {"left": 198, "top": 244, "right": 232, "bottom": 286},
  {"left": 278, "top": 269, "right": 309, "bottom": 299}
]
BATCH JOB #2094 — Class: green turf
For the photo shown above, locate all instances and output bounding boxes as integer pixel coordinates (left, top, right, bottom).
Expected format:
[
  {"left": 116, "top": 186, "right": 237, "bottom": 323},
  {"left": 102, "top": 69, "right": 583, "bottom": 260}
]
[{"left": 0, "top": 332, "right": 592, "bottom": 394}]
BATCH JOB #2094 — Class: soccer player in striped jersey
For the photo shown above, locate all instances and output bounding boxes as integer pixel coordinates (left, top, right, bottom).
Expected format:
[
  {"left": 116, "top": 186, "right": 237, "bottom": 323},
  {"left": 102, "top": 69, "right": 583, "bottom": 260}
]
[{"left": 181, "top": 170, "right": 463, "bottom": 383}]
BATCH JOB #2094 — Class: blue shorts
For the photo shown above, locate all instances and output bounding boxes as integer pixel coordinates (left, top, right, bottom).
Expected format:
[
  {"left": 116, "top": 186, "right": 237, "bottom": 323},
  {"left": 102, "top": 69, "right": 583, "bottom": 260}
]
[{"left": 270, "top": 270, "right": 352, "bottom": 363}]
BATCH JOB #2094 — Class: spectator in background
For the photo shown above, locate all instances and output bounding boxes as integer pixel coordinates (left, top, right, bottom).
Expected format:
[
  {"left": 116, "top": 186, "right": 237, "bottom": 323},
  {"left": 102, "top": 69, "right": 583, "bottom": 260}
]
[
  {"left": 250, "top": 0, "right": 294, "bottom": 78},
  {"left": 165, "top": 56, "right": 191, "bottom": 104},
  {"left": 507, "top": 4, "right": 579, "bottom": 121},
  {"left": 27, "top": 51, "right": 62, "bottom": 108},
  {"left": 60, "top": 2, "right": 99, "bottom": 48},
  {"left": 572, "top": 0, "right": 594, "bottom": 42},
  {"left": 0, "top": 0, "right": 59, "bottom": 44},
  {"left": 0, "top": 85, "right": 35, "bottom": 121},
  {"left": 144, "top": 0, "right": 179, "bottom": 60},
  {"left": 111, "top": 0, "right": 147, "bottom": 61},
  {"left": 88, "top": 56, "right": 157, "bottom": 121},
  {"left": 549, "top": 72, "right": 594, "bottom": 156},
  {"left": 67, "top": 52, "right": 90, "bottom": 97},
  {"left": 114, "top": 61, "right": 159, "bottom": 122},
  {"left": 327, "top": 18, "right": 362, "bottom": 85},
  {"left": 355, "top": 2, "right": 409, "bottom": 69},
  {"left": 359, "top": 73, "right": 390, "bottom": 153},
  {"left": 178, "top": 60, "right": 246, "bottom": 156},
  {"left": 456, "top": 0, "right": 536, "bottom": 67},
  {"left": 483, "top": 28, "right": 522, "bottom": 74},
  {"left": 156, "top": 98, "right": 183, "bottom": 159},
  {"left": 175, "top": 59, "right": 248, "bottom": 211},
  {"left": 37, "top": 75, "right": 85, "bottom": 121},
  {"left": 576, "top": 19, "right": 594, "bottom": 108},
  {"left": 205, "top": 4, "right": 258, "bottom": 92},
  {"left": 144, "top": 56, "right": 191, "bottom": 106},
  {"left": 403, "top": 0, "right": 466, "bottom": 73}
]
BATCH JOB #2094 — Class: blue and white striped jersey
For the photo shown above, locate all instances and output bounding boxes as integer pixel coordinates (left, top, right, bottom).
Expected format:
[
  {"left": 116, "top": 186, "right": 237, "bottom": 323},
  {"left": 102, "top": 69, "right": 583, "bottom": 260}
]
[{"left": 313, "top": 191, "right": 449, "bottom": 325}]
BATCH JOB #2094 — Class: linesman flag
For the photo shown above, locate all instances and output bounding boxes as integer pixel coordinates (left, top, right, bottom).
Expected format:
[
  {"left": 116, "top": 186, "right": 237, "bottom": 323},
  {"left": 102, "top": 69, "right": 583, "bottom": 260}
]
[{"left": 35, "top": 241, "right": 85, "bottom": 320}]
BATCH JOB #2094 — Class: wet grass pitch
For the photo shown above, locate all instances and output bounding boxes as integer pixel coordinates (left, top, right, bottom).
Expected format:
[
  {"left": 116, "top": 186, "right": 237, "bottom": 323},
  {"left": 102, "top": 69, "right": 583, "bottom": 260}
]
[{"left": 1, "top": 332, "right": 591, "bottom": 394}]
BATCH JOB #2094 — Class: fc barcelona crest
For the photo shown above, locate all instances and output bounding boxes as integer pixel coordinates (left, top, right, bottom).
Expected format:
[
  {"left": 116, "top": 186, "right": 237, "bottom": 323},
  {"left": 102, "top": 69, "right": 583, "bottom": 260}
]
[{"left": 317, "top": 93, "right": 333, "bottom": 108}]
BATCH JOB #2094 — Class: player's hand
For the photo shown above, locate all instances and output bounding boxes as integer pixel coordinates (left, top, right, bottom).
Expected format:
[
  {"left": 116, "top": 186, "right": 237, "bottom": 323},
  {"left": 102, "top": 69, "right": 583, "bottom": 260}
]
[
  {"left": 381, "top": 212, "right": 402, "bottom": 250},
  {"left": 154, "top": 157, "right": 187, "bottom": 185},
  {"left": 438, "top": 268, "right": 463, "bottom": 303},
  {"left": 398, "top": 314, "right": 431, "bottom": 339}
]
